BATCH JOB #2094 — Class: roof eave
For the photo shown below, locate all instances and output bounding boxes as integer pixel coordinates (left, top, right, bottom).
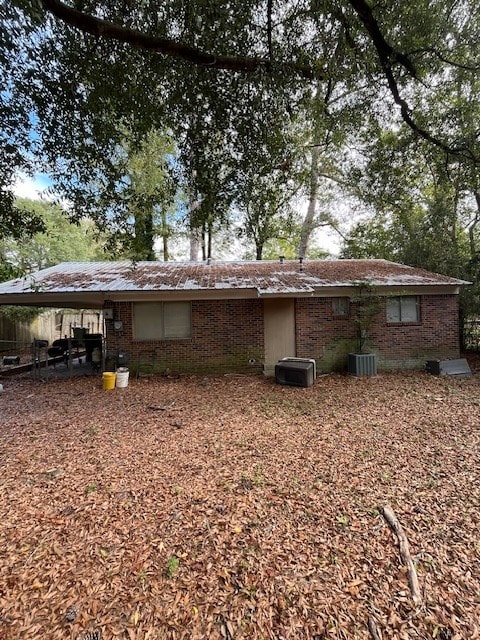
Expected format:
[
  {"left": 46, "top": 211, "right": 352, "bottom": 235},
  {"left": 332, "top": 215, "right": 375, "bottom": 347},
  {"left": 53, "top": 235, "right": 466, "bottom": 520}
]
[
  {"left": 0, "top": 292, "right": 106, "bottom": 308},
  {"left": 0, "top": 281, "right": 467, "bottom": 307},
  {"left": 105, "top": 288, "right": 260, "bottom": 301}
]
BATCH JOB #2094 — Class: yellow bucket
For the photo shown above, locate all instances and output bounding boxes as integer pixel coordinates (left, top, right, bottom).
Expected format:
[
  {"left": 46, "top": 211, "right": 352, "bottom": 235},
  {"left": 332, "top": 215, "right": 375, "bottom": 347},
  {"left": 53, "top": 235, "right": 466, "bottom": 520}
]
[{"left": 102, "top": 372, "right": 116, "bottom": 390}]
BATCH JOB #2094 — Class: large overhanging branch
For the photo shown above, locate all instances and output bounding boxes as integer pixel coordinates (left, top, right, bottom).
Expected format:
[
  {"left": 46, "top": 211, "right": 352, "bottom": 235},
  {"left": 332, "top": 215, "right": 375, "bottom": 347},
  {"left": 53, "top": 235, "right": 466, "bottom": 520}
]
[
  {"left": 347, "top": 0, "right": 479, "bottom": 163},
  {"left": 40, "top": 0, "right": 323, "bottom": 80},
  {"left": 346, "top": 0, "right": 417, "bottom": 78},
  {"left": 40, "top": 0, "right": 479, "bottom": 164}
]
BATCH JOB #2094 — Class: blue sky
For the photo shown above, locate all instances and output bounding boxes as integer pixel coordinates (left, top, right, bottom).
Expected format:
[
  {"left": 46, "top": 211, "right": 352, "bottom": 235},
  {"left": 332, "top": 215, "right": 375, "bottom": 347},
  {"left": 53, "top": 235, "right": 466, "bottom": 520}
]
[{"left": 13, "top": 172, "right": 52, "bottom": 200}]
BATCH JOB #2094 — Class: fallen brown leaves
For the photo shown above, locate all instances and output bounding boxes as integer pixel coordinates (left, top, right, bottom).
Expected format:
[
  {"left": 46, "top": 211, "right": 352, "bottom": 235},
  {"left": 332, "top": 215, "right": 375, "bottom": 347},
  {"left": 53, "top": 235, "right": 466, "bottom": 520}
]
[{"left": 0, "top": 371, "right": 479, "bottom": 639}]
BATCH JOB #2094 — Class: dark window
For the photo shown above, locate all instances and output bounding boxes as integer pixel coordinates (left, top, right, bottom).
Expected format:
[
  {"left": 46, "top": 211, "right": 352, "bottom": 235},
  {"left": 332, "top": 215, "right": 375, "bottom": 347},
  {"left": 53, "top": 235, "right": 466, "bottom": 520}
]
[
  {"left": 332, "top": 297, "right": 350, "bottom": 317},
  {"left": 386, "top": 296, "right": 420, "bottom": 323}
]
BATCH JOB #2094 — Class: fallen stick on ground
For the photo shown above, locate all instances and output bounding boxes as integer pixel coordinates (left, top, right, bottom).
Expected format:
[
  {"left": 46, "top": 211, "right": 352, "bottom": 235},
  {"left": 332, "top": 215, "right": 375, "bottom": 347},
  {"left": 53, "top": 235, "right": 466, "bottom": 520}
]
[
  {"left": 380, "top": 504, "right": 422, "bottom": 606},
  {"left": 367, "top": 616, "right": 382, "bottom": 639}
]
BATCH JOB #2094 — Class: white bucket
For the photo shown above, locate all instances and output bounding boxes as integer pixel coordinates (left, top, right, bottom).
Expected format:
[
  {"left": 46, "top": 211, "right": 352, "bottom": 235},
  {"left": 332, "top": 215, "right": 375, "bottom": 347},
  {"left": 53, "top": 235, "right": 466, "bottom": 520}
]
[{"left": 115, "top": 367, "right": 129, "bottom": 388}]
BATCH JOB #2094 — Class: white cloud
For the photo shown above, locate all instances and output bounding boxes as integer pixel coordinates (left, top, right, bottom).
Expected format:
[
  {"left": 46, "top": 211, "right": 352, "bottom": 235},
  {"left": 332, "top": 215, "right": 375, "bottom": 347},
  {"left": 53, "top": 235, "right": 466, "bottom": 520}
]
[
  {"left": 13, "top": 173, "right": 51, "bottom": 201},
  {"left": 314, "top": 226, "right": 341, "bottom": 256}
]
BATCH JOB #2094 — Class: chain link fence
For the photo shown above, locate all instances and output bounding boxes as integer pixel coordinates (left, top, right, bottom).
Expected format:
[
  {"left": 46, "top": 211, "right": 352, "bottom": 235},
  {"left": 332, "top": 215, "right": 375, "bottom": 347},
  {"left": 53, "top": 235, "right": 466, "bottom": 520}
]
[{"left": 462, "top": 319, "right": 480, "bottom": 352}]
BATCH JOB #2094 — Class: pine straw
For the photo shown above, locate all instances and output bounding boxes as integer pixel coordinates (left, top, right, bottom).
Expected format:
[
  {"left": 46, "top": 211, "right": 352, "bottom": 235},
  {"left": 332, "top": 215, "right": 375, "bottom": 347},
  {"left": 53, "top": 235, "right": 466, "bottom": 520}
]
[{"left": 0, "top": 372, "right": 479, "bottom": 639}]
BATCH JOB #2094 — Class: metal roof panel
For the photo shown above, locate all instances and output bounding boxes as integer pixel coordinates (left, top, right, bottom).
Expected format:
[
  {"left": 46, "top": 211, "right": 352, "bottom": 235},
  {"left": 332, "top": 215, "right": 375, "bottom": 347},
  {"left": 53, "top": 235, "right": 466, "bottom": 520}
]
[{"left": 0, "top": 259, "right": 469, "bottom": 300}]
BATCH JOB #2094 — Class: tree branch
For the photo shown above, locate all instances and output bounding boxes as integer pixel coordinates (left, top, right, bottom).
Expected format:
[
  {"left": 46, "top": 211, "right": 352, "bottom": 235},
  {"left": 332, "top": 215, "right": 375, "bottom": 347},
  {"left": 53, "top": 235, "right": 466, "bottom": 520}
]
[
  {"left": 367, "top": 617, "right": 383, "bottom": 640},
  {"left": 346, "top": 0, "right": 417, "bottom": 78},
  {"left": 267, "top": 0, "right": 274, "bottom": 63},
  {"left": 40, "top": 0, "right": 323, "bottom": 79},
  {"left": 407, "top": 47, "right": 480, "bottom": 72},
  {"left": 346, "top": 0, "right": 479, "bottom": 164},
  {"left": 39, "top": 0, "right": 480, "bottom": 165},
  {"left": 380, "top": 504, "right": 422, "bottom": 607}
]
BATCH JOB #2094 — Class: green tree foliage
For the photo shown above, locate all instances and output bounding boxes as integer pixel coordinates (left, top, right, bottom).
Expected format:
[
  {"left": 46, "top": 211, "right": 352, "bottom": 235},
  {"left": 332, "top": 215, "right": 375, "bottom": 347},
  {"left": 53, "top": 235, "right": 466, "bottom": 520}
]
[
  {"left": 340, "top": 126, "right": 480, "bottom": 321},
  {"left": 0, "top": 198, "right": 104, "bottom": 279},
  {"left": 128, "top": 130, "right": 178, "bottom": 261},
  {"left": 342, "top": 127, "right": 474, "bottom": 272},
  {"left": 0, "top": 3, "right": 44, "bottom": 238},
  {"left": 234, "top": 93, "right": 304, "bottom": 259},
  {"left": 1, "top": 0, "right": 480, "bottom": 262},
  {"left": 75, "top": 128, "right": 180, "bottom": 261}
]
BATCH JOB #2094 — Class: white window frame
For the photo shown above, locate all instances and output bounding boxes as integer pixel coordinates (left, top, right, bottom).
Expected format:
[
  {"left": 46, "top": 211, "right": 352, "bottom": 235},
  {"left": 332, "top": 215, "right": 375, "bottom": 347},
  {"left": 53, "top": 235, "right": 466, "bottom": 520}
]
[
  {"left": 386, "top": 296, "right": 420, "bottom": 324},
  {"left": 133, "top": 302, "right": 192, "bottom": 340}
]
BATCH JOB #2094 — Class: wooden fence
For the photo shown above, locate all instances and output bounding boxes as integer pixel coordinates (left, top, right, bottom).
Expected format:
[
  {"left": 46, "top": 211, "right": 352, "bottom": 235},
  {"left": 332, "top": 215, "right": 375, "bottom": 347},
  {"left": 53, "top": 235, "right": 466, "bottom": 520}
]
[{"left": 0, "top": 309, "right": 103, "bottom": 353}]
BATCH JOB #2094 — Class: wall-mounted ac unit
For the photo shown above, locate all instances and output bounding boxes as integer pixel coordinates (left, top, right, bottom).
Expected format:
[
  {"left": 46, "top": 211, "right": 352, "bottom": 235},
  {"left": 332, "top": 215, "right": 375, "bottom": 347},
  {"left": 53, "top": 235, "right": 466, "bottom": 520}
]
[
  {"left": 275, "top": 358, "right": 316, "bottom": 388},
  {"left": 280, "top": 357, "right": 317, "bottom": 379}
]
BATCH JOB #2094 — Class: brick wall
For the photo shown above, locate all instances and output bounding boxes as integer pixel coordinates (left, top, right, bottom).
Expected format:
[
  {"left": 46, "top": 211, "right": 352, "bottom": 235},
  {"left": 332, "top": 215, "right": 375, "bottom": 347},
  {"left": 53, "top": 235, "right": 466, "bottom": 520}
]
[
  {"left": 296, "top": 294, "right": 461, "bottom": 372},
  {"left": 104, "top": 299, "right": 264, "bottom": 373},
  {"left": 104, "top": 294, "right": 460, "bottom": 374},
  {"left": 295, "top": 298, "right": 357, "bottom": 372},
  {"left": 371, "top": 294, "right": 461, "bottom": 370}
]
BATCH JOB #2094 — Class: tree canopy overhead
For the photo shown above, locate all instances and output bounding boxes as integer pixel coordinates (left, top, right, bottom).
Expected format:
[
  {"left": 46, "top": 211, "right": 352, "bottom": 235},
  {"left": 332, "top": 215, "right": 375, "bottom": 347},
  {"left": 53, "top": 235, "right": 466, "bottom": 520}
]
[
  {"left": 33, "top": 0, "right": 480, "bottom": 160},
  {"left": 1, "top": 0, "right": 479, "bottom": 261}
]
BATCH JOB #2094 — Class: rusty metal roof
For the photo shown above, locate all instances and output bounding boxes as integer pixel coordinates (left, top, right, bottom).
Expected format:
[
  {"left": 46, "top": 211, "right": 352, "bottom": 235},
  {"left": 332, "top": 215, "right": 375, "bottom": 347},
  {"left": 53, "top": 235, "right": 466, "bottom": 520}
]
[{"left": 0, "top": 260, "right": 468, "bottom": 306}]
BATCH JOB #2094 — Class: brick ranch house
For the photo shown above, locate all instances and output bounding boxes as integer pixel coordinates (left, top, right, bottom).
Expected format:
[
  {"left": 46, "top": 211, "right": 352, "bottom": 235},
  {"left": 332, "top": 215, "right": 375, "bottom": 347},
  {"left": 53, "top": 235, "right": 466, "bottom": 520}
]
[{"left": 0, "top": 259, "right": 468, "bottom": 374}]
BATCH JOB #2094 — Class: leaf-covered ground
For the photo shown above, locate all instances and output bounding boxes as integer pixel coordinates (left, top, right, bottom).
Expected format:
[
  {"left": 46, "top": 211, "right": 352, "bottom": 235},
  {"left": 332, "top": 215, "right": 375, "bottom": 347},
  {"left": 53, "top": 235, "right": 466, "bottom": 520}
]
[{"left": 0, "top": 371, "right": 479, "bottom": 639}]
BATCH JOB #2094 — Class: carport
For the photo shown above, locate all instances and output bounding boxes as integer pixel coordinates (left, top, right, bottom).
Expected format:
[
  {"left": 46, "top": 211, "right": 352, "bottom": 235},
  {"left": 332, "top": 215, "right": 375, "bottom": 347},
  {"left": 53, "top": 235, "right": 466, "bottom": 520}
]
[{"left": 0, "top": 266, "right": 108, "bottom": 379}]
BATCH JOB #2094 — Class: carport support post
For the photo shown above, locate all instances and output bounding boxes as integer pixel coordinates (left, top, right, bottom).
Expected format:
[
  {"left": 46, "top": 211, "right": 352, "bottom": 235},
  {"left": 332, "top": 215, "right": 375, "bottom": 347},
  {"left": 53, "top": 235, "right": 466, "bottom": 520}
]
[
  {"left": 68, "top": 338, "right": 73, "bottom": 377},
  {"left": 31, "top": 340, "right": 49, "bottom": 380}
]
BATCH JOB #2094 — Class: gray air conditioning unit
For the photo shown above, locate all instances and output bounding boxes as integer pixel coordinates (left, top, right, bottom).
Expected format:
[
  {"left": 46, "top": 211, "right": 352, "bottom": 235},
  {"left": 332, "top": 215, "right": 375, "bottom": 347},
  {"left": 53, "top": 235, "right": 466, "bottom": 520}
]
[
  {"left": 425, "top": 359, "right": 472, "bottom": 377},
  {"left": 275, "top": 358, "right": 316, "bottom": 388},
  {"left": 348, "top": 353, "right": 377, "bottom": 377}
]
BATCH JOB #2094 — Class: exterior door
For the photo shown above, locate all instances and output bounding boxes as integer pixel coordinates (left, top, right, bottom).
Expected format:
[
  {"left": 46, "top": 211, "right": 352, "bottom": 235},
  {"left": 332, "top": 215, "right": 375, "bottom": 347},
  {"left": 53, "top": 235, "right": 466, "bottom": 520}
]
[{"left": 263, "top": 298, "right": 296, "bottom": 375}]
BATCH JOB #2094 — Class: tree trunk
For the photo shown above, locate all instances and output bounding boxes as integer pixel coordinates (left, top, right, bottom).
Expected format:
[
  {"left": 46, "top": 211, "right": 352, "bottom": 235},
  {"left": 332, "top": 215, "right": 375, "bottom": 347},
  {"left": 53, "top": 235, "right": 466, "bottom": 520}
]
[
  {"left": 298, "top": 80, "right": 324, "bottom": 260},
  {"left": 162, "top": 235, "right": 169, "bottom": 261},
  {"left": 161, "top": 208, "right": 169, "bottom": 261},
  {"left": 189, "top": 198, "right": 202, "bottom": 262},
  {"left": 201, "top": 223, "right": 206, "bottom": 261},
  {"left": 207, "top": 221, "right": 212, "bottom": 259},
  {"left": 133, "top": 209, "right": 155, "bottom": 260},
  {"left": 144, "top": 209, "right": 155, "bottom": 260},
  {"left": 468, "top": 191, "right": 480, "bottom": 258},
  {"left": 199, "top": 220, "right": 213, "bottom": 260},
  {"left": 190, "top": 228, "right": 200, "bottom": 261},
  {"left": 298, "top": 144, "right": 320, "bottom": 259}
]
